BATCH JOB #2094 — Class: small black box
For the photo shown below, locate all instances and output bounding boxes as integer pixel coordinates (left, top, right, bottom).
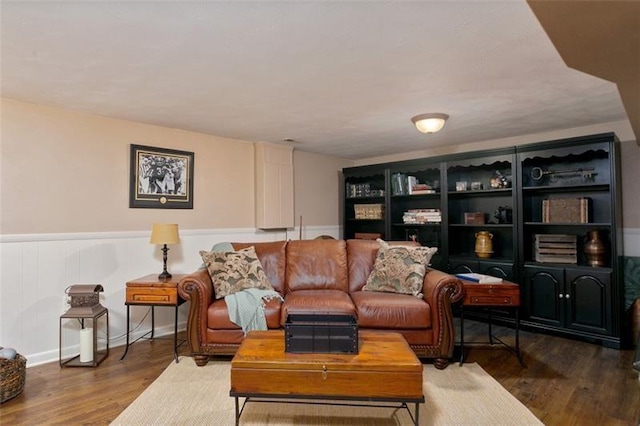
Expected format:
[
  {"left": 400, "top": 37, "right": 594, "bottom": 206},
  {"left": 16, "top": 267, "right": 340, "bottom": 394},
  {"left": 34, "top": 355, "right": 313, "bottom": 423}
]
[{"left": 285, "top": 313, "right": 358, "bottom": 354}]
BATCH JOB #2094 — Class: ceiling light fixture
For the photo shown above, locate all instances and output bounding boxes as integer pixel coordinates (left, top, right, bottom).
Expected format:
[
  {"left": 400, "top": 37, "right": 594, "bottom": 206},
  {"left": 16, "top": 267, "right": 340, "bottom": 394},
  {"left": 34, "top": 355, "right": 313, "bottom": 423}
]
[{"left": 411, "top": 113, "right": 449, "bottom": 134}]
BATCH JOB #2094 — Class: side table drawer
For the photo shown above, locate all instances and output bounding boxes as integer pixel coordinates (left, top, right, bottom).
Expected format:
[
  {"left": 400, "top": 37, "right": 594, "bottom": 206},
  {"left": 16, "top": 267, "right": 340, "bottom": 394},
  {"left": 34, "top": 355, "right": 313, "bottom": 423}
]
[
  {"left": 468, "top": 295, "right": 514, "bottom": 305},
  {"left": 126, "top": 287, "right": 177, "bottom": 305},
  {"left": 463, "top": 286, "right": 520, "bottom": 307}
]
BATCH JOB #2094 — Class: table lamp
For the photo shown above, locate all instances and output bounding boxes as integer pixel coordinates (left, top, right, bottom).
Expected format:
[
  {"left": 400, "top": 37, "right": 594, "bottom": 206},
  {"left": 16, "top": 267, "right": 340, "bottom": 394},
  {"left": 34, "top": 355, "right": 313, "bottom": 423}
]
[{"left": 150, "top": 223, "right": 180, "bottom": 279}]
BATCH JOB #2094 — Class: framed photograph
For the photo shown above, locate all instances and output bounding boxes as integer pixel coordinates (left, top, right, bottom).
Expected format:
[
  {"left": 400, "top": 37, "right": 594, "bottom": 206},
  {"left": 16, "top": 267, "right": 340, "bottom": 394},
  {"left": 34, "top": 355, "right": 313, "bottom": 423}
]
[
  {"left": 470, "top": 181, "right": 483, "bottom": 191},
  {"left": 129, "top": 144, "right": 194, "bottom": 209}
]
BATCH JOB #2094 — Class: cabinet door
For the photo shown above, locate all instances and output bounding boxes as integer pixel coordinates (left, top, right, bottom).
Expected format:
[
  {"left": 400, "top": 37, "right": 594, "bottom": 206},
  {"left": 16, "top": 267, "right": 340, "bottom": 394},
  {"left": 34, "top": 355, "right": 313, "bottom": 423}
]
[
  {"left": 524, "top": 265, "right": 564, "bottom": 327},
  {"left": 565, "top": 268, "right": 612, "bottom": 334},
  {"left": 255, "top": 143, "right": 294, "bottom": 229}
]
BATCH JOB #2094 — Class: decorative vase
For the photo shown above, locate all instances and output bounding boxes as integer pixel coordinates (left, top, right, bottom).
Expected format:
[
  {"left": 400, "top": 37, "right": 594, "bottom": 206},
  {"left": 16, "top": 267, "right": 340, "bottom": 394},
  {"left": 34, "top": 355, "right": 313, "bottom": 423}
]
[
  {"left": 475, "top": 231, "right": 494, "bottom": 258},
  {"left": 584, "top": 230, "right": 606, "bottom": 267}
]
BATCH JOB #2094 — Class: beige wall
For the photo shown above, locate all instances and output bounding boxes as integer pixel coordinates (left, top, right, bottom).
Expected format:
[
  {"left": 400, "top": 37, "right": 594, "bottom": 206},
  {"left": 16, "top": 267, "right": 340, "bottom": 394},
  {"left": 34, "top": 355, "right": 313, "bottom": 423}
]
[
  {"left": 620, "top": 140, "right": 640, "bottom": 228},
  {"left": 0, "top": 99, "right": 352, "bottom": 234},
  {"left": 293, "top": 150, "right": 349, "bottom": 227}
]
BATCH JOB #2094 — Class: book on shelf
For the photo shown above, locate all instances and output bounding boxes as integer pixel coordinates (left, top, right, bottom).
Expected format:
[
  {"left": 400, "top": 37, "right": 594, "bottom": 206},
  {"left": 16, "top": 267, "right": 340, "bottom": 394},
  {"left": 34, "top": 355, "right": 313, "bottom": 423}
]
[
  {"left": 391, "top": 173, "right": 407, "bottom": 195},
  {"left": 455, "top": 273, "right": 503, "bottom": 284},
  {"left": 406, "top": 176, "right": 418, "bottom": 194}
]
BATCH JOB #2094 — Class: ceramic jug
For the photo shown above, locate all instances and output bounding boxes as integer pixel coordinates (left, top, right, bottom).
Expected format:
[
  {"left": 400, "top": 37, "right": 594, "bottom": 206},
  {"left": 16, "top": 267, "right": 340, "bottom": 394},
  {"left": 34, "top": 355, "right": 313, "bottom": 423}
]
[{"left": 475, "top": 231, "right": 494, "bottom": 258}]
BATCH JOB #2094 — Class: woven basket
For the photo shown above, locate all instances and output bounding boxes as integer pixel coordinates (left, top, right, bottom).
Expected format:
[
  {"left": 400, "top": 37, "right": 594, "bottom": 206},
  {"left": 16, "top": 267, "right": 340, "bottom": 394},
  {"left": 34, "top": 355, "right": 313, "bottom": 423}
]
[{"left": 0, "top": 353, "right": 26, "bottom": 403}]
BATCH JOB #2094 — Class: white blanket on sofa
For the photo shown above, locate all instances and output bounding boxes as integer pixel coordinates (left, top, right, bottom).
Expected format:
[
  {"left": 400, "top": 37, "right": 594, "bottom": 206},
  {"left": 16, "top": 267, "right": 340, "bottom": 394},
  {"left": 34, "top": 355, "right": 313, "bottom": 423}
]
[{"left": 225, "top": 288, "right": 283, "bottom": 335}]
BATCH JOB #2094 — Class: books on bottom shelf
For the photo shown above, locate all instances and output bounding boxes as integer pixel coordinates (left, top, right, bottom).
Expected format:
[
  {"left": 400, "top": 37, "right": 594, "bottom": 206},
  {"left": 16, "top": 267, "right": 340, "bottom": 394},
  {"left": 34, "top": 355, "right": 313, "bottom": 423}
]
[{"left": 455, "top": 273, "right": 503, "bottom": 284}]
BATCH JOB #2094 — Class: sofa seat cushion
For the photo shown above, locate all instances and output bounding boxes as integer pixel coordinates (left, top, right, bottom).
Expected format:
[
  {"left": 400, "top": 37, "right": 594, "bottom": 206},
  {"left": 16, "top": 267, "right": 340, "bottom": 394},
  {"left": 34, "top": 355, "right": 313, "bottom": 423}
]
[
  {"left": 280, "top": 289, "right": 356, "bottom": 326},
  {"left": 350, "top": 291, "right": 431, "bottom": 329},
  {"left": 208, "top": 297, "right": 282, "bottom": 330}
]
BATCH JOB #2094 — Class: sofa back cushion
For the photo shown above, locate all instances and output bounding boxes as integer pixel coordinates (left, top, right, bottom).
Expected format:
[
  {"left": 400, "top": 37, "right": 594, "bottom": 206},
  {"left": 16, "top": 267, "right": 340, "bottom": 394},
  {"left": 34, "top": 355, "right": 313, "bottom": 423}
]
[
  {"left": 285, "top": 239, "right": 348, "bottom": 294},
  {"left": 346, "top": 239, "right": 422, "bottom": 293},
  {"left": 200, "top": 246, "right": 275, "bottom": 299},
  {"left": 231, "top": 241, "right": 287, "bottom": 294},
  {"left": 346, "top": 239, "right": 379, "bottom": 293}
]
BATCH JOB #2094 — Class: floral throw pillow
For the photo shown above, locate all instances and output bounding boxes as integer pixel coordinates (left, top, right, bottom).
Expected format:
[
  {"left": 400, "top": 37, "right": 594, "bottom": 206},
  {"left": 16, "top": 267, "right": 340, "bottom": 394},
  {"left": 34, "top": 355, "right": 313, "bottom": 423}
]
[
  {"left": 363, "top": 239, "right": 437, "bottom": 298},
  {"left": 199, "top": 246, "right": 274, "bottom": 299}
]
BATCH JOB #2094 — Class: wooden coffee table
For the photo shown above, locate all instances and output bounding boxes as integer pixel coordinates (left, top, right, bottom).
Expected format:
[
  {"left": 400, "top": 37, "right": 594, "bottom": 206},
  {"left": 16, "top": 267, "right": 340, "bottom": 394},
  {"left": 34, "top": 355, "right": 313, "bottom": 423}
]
[{"left": 230, "top": 330, "right": 424, "bottom": 425}]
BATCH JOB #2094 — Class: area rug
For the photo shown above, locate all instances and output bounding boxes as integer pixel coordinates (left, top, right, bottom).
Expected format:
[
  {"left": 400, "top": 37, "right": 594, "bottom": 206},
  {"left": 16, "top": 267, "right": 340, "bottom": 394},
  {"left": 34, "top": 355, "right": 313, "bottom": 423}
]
[{"left": 111, "top": 357, "right": 542, "bottom": 425}]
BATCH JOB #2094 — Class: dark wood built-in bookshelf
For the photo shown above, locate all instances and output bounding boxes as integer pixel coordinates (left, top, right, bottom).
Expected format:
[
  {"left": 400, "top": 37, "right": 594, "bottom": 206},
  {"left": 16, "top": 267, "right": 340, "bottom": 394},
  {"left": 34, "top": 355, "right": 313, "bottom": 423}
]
[{"left": 342, "top": 132, "right": 624, "bottom": 348}]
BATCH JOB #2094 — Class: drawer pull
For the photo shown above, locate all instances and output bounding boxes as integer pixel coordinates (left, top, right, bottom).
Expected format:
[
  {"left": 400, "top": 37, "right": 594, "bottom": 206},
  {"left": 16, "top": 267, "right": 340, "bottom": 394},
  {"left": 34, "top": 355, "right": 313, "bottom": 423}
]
[{"left": 133, "top": 295, "right": 170, "bottom": 302}]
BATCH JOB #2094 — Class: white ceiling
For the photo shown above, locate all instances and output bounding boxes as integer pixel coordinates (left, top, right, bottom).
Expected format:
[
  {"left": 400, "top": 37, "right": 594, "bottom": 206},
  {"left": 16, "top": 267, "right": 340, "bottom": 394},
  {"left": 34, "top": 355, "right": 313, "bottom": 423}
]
[{"left": 0, "top": 1, "right": 629, "bottom": 160}]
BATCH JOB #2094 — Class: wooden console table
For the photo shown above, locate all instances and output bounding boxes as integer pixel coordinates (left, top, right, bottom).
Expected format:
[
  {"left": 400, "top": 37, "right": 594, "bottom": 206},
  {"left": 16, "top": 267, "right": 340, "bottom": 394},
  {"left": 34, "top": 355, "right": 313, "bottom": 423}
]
[
  {"left": 458, "top": 278, "right": 525, "bottom": 367},
  {"left": 121, "top": 274, "right": 187, "bottom": 362}
]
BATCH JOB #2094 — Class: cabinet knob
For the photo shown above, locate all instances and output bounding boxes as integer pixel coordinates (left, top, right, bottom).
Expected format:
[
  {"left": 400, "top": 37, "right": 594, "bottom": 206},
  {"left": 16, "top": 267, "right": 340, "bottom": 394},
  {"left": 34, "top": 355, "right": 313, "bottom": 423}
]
[
  {"left": 559, "top": 294, "right": 564, "bottom": 299},
  {"left": 565, "top": 294, "right": 571, "bottom": 299}
]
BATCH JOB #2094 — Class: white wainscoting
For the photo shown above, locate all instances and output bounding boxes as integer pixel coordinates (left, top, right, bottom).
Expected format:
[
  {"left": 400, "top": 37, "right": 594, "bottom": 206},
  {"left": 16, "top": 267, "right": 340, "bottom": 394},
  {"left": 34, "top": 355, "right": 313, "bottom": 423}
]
[
  {"left": 2, "top": 226, "right": 637, "bottom": 367},
  {"left": 0, "top": 226, "right": 341, "bottom": 367}
]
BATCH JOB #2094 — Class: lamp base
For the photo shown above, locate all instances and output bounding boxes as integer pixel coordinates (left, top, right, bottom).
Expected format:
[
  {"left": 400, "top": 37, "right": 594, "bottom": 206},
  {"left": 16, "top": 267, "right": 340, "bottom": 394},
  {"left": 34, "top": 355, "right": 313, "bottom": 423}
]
[{"left": 158, "top": 271, "right": 172, "bottom": 280}]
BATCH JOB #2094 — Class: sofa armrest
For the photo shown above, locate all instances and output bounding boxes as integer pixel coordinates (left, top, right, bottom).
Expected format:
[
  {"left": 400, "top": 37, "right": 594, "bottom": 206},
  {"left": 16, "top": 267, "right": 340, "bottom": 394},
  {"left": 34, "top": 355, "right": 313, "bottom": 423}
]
[
  {"left": 422, "top": 267, "right": 464, "bottom": 306},
  {"left": 177, "top": 268, "right": 214, "bottom": 355},
  {"left": 421, "top": 268, "right": 464, "bottom": 367}
]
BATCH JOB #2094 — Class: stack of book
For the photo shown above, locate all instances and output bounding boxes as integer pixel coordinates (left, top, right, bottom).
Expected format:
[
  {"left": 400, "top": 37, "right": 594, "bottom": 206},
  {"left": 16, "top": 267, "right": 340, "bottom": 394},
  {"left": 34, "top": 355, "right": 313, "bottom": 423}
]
[
  {"left": 411, "top": 183, "right": 436, "bottom": 195},
  {"left": 391, "top": 173, "right": 436, "bottom": 195},
  {"left": 402, "top": 209, "right": 441, "bottom": 224}
]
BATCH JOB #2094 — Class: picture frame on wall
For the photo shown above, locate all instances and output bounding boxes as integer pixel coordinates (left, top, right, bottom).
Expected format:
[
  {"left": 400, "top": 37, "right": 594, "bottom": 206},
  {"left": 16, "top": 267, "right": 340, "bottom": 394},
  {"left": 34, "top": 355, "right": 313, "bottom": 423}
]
[{"left": 129, "top": 144, "right": 194, "bottom": 209}]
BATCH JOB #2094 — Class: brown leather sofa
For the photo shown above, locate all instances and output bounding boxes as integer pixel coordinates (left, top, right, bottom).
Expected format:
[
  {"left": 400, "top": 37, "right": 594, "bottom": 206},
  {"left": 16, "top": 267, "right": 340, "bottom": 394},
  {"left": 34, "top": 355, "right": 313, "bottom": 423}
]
[{"left": 177, "top": 239, "right": 464, "bottom": 369}]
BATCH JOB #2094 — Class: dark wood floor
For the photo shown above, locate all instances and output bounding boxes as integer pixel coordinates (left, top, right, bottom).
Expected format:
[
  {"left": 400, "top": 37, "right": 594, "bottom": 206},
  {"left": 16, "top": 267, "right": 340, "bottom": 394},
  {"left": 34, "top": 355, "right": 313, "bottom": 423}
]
[{"left": 2, "top": 322, "right": 639, "bottom": 425}]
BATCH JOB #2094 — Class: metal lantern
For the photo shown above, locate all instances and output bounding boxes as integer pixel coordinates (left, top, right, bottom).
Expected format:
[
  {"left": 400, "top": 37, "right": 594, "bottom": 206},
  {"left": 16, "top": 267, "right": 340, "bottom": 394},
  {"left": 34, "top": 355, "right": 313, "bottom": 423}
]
[{"left": 59, "top": 284, "right": 109, "bottom": 367}]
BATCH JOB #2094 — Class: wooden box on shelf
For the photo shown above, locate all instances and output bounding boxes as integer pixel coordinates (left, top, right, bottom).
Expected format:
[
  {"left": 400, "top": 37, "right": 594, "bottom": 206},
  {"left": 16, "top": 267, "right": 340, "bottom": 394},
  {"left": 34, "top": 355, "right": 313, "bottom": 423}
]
[
  {"left": 542, "top": 197, "right": 589, "bottom": 223},
  {"left": 354, "top": 204, "right": 384, "bottom": 220},
  {"left": 464, "top": 212, "right": 485, "bottom": 225},
  {"left": 534, "top": 234, "right": 577, "bottom": 264},
  {"left": 354, "top": 232, "right": 382, "bottom": 240}
]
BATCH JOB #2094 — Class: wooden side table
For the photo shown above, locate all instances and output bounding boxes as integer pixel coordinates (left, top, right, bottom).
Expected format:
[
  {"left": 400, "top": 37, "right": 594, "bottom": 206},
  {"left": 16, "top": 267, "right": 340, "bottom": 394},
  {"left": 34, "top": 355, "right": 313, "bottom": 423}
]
[
  {"left": 121, "top": 274, "right": 187, "bottom": 362},
  {"left": 458, "top": 279, "right": 525, "bottom": 367}
]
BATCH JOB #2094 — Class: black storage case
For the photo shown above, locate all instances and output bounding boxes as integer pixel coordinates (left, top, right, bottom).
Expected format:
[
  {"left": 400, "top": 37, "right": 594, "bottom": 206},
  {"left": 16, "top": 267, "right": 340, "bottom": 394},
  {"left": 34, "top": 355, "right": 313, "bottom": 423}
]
[{"left": 285, "top": 313, "right": 358, "bottom": 354}]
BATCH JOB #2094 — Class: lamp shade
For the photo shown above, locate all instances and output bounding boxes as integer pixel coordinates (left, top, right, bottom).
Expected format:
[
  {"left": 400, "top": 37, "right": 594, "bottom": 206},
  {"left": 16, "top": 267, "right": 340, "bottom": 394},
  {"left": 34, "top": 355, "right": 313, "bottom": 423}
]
[
  {"left": 411, "top": 113, "right": 449, "bottom": 134},
  {"left": 149, "top": 223, "right": 180, "bottom": 245}
]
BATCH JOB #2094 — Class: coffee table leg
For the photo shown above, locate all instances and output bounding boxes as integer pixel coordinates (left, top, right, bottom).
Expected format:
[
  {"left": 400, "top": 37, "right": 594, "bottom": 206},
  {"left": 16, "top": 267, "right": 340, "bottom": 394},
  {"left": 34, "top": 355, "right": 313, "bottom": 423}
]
[
  {"left": 235, "top": 397, "right": 239, "bottom": 426},
  {"left": 415, "top": 402, "right": 420, "bottom": 426},
  {"left": 459, "top": 305, "right": 465, "bottom": 366}
]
